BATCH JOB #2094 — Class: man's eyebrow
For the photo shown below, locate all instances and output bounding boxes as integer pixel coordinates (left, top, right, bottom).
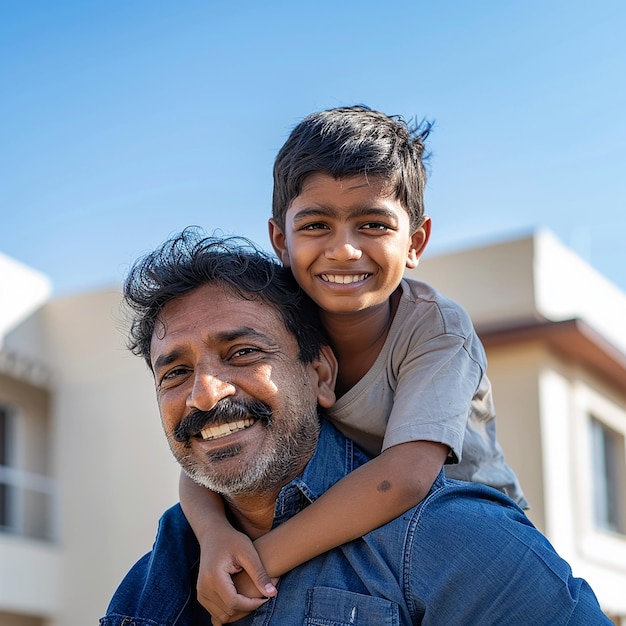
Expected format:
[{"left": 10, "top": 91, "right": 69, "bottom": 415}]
[
  {"left": 216, "top": 326, "right": 278, "bottom": 345},
  {"left": 152, "top": 326, "right": 279, "bottom": 371},
  {"left": 153, "top": 350, "right": 183, "bottom": 373}
]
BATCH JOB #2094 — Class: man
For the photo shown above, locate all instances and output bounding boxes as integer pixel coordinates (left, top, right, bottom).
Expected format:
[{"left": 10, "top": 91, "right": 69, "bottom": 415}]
[{"left": 101, "top": 228, "right": 610, "bottom": 625}]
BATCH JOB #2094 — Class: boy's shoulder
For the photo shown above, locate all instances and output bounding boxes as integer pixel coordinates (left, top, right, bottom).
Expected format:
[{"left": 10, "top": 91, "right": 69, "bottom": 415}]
[
  {"left": 400, "top": 277, "right": 467, "bottom": 312},
  {"left": 398, "top": 278, "right": 477, "bottom": 336}
]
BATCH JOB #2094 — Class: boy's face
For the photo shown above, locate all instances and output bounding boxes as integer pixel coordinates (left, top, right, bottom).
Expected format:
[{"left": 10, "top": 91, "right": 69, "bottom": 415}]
[{"left": 269, "top": 172, "right": 430, "bottom": 315}]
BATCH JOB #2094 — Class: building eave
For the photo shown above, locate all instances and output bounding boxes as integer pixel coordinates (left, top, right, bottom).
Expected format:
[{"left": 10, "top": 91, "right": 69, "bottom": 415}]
[
  {"left": 0, "top": 348, "right": 53, "bottom": 389},
  {"left": 479, "top": 318, "right": 626, "bottom": 394}
]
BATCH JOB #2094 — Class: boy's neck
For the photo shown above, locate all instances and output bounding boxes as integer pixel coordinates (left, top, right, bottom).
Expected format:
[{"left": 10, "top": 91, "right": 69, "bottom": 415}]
[{"left": 321, "top": 287, "right": 402, "bottom": 396}]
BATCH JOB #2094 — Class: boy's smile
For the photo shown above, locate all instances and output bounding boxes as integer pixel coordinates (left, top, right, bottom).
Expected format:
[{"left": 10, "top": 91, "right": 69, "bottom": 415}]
[{"left": 269, "top": 172, "right": 430, "bottom": 317}]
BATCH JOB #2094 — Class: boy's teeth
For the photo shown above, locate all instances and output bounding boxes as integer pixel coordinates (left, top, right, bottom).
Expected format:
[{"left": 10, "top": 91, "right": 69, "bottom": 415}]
[
  {"left": 200, "top": 418, "right": 254, "bottom": 440},
  {"left": 321, "top": 274, "right": 368, "bottom": 284}
]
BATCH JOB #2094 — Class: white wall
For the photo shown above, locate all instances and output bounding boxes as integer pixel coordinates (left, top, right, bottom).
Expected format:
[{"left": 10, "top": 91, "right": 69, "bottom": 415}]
[{"left": 0, "top": 253, "right": 51, "bottom": 345}]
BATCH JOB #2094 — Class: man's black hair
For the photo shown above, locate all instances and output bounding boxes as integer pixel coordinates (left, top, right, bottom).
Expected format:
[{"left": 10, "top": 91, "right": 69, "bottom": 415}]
[{"left": 123, "top": 227, "right": 328, "bottom": 368}]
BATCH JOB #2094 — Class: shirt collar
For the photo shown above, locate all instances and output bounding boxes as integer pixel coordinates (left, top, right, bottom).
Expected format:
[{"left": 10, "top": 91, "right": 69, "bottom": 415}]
[{"left": 272, "top": 419, "right": 371, "bottom": 527}]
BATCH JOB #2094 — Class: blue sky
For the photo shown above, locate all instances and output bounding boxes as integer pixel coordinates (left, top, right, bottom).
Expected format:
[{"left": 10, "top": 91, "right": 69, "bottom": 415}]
[{"left": 2, "top": 1, "right": 625, "bottom": 296}]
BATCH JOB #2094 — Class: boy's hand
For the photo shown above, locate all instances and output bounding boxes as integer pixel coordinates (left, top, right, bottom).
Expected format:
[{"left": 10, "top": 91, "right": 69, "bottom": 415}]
[
  {"left": 208, "top": 571, "right": 280, "bottom": 625},
  {"left": 196, "top": 525, "right": 277, "bottom": 623}
]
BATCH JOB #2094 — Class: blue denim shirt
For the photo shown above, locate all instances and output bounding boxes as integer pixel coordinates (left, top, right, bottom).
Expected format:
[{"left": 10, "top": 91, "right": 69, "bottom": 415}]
[{"left": 101, "top": 420, "right": 610, "bottom": 625}]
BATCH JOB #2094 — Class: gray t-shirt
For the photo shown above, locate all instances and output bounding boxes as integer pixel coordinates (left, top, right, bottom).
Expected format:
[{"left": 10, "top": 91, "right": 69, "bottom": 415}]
[{"left": 328, "top": 278, "right": 528, "bottom": 507}]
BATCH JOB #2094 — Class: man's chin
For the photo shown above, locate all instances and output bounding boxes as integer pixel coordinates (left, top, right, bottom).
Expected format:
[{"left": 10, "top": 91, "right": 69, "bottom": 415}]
[
  {"left": 204, "top": 442, "right": 243, "bottom": 462},
  {"left": 179, "top": 446, "right": 274, "bottom": 495}
]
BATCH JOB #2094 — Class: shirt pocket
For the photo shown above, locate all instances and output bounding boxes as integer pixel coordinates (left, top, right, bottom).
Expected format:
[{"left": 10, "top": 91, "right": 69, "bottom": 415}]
[{"left": 304, "top": 587, "right": 400, "bottom": 626}]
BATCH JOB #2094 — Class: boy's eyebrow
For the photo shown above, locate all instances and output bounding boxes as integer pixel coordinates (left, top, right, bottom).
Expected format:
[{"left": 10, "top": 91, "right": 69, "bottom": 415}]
[
  {"left": 291, "top": 206, "right": 339, "bottom": 222},
  {"left": 152, "top": 327, "right": 278, "bottom": 372},
  {"left": 351, "top": 206, "right": 401, "bottom": 222},
  {"left": 291, "top": 206, "right": 400, "bottom": 223}
]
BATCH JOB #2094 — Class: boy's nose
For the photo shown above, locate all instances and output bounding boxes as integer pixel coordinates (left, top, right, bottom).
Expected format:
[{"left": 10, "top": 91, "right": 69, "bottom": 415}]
[
  {"left": 186, "top": 372, "right": 235, "bottom": 412},
  {"left": 325, "top": 233, "right": 362, "bottom": 262}
]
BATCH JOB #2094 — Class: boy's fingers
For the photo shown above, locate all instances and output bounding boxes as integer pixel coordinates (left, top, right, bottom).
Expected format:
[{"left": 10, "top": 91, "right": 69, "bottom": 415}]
[
  {"left": 205, "top": 596, "right": 267, "bottom": 624},
  {"left": 249, "top": 567, "right": 277, "bottom": 597},
  {"left": 198, "top": 583, "right": 268, "bottom": 615},
  {"left": 238, "top": 555, "right": 277, "bottom": 598}
]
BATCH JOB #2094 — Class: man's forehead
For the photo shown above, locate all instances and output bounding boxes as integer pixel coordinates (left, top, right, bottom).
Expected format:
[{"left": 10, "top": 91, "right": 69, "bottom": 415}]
[{"left": 150, "top": 283, "right": 288, "bottom": 352}]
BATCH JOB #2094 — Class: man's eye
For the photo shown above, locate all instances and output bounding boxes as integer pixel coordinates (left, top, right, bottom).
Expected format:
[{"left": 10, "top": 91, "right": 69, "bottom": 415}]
[
  {"left": 233, "top": 347, "right": 257, "bottom": 357},
  {"left": 162, "top": 367, "right": 189, "bottom": 382},
  {"left": 229, "top": 347, "right": 266, "bottom": 362}
]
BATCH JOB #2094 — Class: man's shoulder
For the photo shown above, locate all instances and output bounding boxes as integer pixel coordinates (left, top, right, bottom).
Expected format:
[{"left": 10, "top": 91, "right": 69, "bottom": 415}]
[{"left": 290, "top": 420, "right": 373, "bottom": 503}]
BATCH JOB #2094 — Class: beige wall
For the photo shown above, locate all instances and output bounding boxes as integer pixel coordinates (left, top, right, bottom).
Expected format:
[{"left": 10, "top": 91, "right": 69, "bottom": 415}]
[
  {"left": 417, "top": 233, "right": 539, "bottom": 328},
  {"left": 482, "top": 343, "right": 546, "bottom": 531},
  {"left": 0, "top": 611, "right": 45, "bottom": 626},
  {"left": 42, "top": 289, "right": 180, "bottom": 626}
]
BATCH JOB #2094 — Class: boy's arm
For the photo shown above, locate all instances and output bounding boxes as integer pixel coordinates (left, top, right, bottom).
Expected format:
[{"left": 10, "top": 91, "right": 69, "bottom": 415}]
[
  {"left": 178, "top": 471, "right": 276, "bottom": 621},
  {"left": 253, "top": 439, "right": 449, "bottom": 577}
]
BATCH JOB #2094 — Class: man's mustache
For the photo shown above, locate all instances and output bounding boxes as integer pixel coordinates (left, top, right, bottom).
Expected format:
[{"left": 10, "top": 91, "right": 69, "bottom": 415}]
[{"left": 172, "top": 398, "right": 273, "bottom": 443}]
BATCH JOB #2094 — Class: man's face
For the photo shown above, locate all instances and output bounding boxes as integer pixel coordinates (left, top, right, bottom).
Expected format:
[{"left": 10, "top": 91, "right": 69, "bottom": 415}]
[{"left": 149, "top": 283, "right": 335, "bottom": 497}]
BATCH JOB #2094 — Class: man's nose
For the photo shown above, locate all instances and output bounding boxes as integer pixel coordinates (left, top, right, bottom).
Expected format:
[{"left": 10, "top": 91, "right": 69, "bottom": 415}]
[
  {"left": 186, "top": 371, "right": 236, "bottom": 411},
  {"left": 324, "top": 230, "right": 362, "bottom": 262}
]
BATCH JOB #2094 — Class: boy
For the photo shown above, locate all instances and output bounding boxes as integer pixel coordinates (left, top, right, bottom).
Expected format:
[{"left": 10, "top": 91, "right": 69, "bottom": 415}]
[{"left": 181, "top": 105, "right": 527, "bottom": 623}]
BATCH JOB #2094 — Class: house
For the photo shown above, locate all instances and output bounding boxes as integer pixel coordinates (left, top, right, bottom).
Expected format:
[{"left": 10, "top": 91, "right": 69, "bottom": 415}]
[
  {"left": 1, "top": 229, "right": 624, "bottom": 625},
  {"left": 0, "top": 253, "right": 178, "bottom": 626},
  {"left": 409, "top": 229, "right": 626, "bottom": 623}
]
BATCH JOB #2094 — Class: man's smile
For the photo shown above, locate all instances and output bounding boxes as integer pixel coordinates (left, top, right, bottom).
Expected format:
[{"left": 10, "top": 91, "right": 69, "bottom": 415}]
[
  {"left": 199, "top": 418, "right": 255, "bottom": 440},
  {"left": 172, "top": 398, "right": 272, "bottom": 444}
]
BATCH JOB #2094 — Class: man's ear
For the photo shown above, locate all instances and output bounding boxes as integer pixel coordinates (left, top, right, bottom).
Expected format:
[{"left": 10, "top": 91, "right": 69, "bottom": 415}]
[
  {"left": 268, "top": 219, "right": 291, "bottom": 267},
  {"left": 406, "top": 216, "right": 432, "bottom": 269},
  {"left": 311, "top": 344, "right": 337, "bottom": 409}
]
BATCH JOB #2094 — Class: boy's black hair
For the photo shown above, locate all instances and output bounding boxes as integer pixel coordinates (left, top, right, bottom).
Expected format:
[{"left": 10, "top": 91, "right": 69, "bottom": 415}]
[
  {"left": 123, "top": 227, "right": 328, "bottom": 369},
  {"left": 272, "top": 105, "right": 432, "bottom": 231}
]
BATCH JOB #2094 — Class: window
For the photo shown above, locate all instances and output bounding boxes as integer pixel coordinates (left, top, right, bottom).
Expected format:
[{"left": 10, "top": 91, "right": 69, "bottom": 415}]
[
  {"left": 0, "top": 402, "right": 57, "bottom": 540},
  {"left": 0, "top": 405, "right": 14, "bottom": 530},
  {"left": 590, "top": 416, "right": 626, "bottom": 535}
]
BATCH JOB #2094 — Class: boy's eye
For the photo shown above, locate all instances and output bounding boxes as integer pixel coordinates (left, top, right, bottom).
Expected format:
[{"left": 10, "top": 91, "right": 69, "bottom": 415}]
[
  {"left": 361, "top": 222, "right": 391, "bottom": 231},
  {"left": 300, "top": 222, "right": 328, "bottom": 231}
]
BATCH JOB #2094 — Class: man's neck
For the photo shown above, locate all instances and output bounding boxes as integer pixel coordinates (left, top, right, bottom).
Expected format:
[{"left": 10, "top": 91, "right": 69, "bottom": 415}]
[{"left": 224, "top": 489, "right": 282, "bottom": 540}]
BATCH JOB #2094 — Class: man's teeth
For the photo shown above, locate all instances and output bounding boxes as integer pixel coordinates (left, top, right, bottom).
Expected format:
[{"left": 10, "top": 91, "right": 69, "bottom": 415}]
[
  {"left": 200, "top": 418, "right": 254, "bottom": 440},
  {"left": 321, "top": 274, "right": 369, "bottom": 284}
]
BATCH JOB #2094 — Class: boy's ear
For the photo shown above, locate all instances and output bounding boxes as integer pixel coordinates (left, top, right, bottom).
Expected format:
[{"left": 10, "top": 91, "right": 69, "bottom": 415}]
[
  {"left": 311, "top": 344, "right": 337, "bottom": 409},
  {"left": 406, "top": 216, "right": 432, "bottom": 269},
  {"left": 268, "top": 219, "right": 291, "bottom": 267}
]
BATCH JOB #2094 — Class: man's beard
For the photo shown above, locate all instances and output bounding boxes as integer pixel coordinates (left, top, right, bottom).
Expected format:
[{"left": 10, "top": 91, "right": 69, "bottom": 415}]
[{"left": 170, "top": 396, "right": 320, "bottom": 496}]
